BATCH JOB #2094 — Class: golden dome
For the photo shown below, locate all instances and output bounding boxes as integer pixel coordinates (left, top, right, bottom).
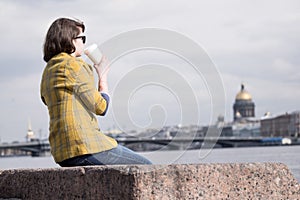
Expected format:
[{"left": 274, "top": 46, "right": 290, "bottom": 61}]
[{"left": 235, "top": 84, "right": 252, "bottom": 100}]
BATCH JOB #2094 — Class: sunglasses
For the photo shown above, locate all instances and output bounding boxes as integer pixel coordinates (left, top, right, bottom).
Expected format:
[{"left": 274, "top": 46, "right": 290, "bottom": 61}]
[{"left": 74, "top": 35, "right": 86, "bottom": 44}]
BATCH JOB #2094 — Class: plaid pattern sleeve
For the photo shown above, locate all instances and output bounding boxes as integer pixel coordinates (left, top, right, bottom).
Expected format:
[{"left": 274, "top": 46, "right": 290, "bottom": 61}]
[
  {"left": 68, "top": 58, "right": 108, "bottom": 116},
  {"left": 40, "top": 53, "right": 117, "bottom": 163}
]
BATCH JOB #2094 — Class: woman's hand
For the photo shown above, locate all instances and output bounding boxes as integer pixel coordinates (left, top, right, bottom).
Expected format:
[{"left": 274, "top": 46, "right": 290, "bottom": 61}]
[
  {"left": 93, "top": 56, "right": 110, "bottom": 93},
  {"left": 93, "top": 56, "right": 110, "bottom": 81}
]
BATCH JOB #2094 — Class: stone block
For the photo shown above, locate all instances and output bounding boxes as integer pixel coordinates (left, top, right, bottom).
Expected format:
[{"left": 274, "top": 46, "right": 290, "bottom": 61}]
[{"left": 0, "top": 163, "right": 299, "bottom": 199}]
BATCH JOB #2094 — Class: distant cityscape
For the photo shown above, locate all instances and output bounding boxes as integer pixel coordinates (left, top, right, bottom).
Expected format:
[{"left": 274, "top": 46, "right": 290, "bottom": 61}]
[
  {"left": 106, "top": 84, "right": 299, "bottom": 137},
  {"left": 104, "top": 84, "right": 300, "bottom": 150},
  {"left": 20, "top": 83, "right": 300, "bottom": 142},
  {"left": 1, "top": 84, "right": 299, "bottom": 156}
]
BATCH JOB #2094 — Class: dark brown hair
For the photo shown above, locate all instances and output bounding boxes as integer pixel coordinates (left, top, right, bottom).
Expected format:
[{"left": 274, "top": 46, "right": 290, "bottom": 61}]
[{"left": 43, "top": 18, "right": 85, "bottom": 62}]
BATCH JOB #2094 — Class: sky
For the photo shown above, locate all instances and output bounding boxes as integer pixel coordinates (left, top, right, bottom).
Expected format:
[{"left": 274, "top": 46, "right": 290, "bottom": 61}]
[{"left": 0, "top": 0, "right": 299, "bottom": 142}]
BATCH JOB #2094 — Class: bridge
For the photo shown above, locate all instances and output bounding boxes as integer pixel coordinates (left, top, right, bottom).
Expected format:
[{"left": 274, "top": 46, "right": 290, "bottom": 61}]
[
  {"left": 0, "top": 140, "right": 50, "bottom": 157},
  {"left": 115, "top": 136, "right": 283, "bottom": 150},
  {"left": 0, "top": 136, "right": 288, "bottom": 157}
]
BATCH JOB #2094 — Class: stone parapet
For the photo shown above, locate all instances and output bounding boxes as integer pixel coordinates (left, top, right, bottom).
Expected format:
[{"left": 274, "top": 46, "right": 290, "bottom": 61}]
[{"left": 0, "top": 163, "right": 299, "bottom": 199}]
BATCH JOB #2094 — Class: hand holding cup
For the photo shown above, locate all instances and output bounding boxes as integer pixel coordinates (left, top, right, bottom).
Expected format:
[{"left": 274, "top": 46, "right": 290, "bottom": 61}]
[
  {"left": 84, "top": 44, "right": 109, "bottom": 78},
  {"left": 94, "top": 56, "right": 110, "bottom": 81}
]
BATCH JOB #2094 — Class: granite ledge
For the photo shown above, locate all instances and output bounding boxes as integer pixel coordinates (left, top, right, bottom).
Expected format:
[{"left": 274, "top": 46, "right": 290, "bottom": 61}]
[{"left": 0, "top": 163, "right": 299, "bottom": 199}]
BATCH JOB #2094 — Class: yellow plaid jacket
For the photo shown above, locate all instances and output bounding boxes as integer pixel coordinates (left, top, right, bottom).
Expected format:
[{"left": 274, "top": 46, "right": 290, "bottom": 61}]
[{"left": 40, "top": 53, "right": 117, "bottom": 162}]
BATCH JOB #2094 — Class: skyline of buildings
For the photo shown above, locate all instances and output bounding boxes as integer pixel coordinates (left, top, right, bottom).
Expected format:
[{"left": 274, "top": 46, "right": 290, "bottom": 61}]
[{"left": 7, "top": 83, "right": 300, "bottom": 143}]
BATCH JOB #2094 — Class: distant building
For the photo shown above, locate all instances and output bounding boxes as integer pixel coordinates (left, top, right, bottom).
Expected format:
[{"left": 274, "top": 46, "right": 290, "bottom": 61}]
[
  {"left": 260, "top": 111, "right": 300, "bottom": 138},
  {"left": 26, "top": 119, "right": 35, "bottom": 142},
  {"left": 233, "top": 84, "right": 255, "bottom": 121},
  {"left": 231, "top": 120, "right": 260, "bottom": 137},
  {"left": 220, "top": 119, "right": 260, "bottom": 137},
  {"left": 220, "top": 84, "right": 260, "bottom": 137}
]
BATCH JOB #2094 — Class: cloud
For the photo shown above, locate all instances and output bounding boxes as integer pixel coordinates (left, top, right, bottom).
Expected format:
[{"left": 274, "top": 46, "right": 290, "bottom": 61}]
[{"left": 0, "top": 0, "right": 299, "bottom": 141}]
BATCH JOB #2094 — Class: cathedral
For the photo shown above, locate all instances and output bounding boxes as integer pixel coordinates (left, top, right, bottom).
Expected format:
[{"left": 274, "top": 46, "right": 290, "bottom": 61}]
[{"left": 233, "top": 84, "right": 255, "bottom": 121}]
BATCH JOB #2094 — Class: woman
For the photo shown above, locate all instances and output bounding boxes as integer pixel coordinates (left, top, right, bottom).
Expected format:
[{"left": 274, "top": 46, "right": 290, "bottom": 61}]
[{"left": 40, "top": 17, "right": 151, "bottom": 166}]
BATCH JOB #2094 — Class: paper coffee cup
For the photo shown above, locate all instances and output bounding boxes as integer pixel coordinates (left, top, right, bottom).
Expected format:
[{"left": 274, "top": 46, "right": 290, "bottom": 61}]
[{"left": 84, "top": 44, "right": 103, "bottom": 64}]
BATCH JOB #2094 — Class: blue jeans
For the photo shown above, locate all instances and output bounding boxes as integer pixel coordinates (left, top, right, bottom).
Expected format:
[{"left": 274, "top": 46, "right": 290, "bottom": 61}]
[{"left": 58, "top": 145, "right": 152, "bottom": 167}]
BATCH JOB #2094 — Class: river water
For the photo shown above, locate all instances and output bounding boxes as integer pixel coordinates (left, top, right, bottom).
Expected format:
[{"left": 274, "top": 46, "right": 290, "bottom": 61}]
[{"left": 0, "top": 145, "right": 299, "bottom": 182}]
